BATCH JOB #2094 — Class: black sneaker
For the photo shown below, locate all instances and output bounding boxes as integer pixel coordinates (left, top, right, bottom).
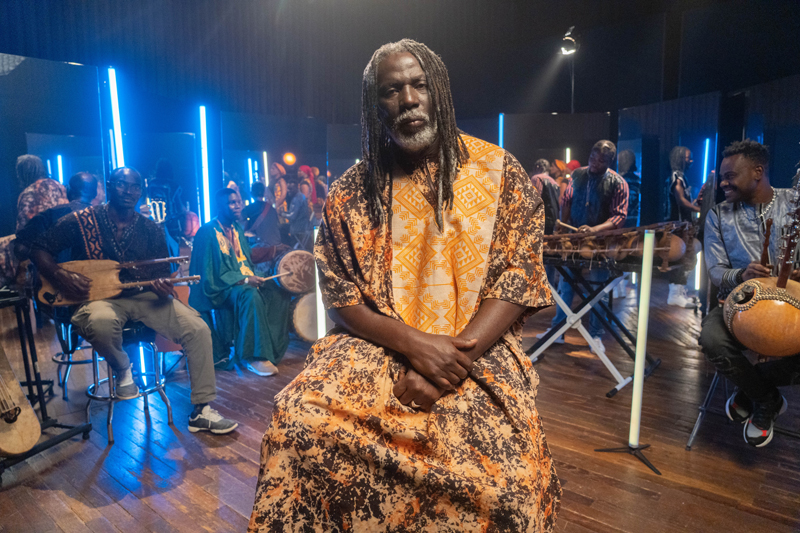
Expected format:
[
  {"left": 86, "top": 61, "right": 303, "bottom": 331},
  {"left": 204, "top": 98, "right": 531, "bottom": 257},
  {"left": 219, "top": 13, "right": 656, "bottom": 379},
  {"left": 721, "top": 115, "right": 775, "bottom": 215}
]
[
  {"left": 743, "top": 395, "right": 788, "bottom": 448},
  {"left": 725, "top": 390, "right": 752, "bottom": 423},
  {"left": 188, "top": 405, "right": 239, "bottom": 435}
]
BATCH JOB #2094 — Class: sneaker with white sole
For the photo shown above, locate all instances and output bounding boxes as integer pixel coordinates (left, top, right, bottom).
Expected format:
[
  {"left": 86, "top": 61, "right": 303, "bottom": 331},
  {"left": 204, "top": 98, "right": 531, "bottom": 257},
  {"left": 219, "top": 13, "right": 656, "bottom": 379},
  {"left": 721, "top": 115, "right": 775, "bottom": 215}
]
[
  {"left": 188, "top": 405, "right": 239, "bottom": 434},
  {"left": 115, "top": 381, "right": 140, "bottom": 400},
  {"left": 725, "top": 390, "right": 752, "bottom": 424},
  {"left": 589, "top": 336, "right": 605, "bottom": 355},
  {"left": 743, "top": 394, "right": 788, "bottom": 448},
  {"left": 667, "top": 284, "right": 696, "bottom": 308},
  {"left": 536, "top": 328, "right": 564, "bottom": 344},
  {"left": 246, "top": 360, "right": 279, "bottom": 376}
]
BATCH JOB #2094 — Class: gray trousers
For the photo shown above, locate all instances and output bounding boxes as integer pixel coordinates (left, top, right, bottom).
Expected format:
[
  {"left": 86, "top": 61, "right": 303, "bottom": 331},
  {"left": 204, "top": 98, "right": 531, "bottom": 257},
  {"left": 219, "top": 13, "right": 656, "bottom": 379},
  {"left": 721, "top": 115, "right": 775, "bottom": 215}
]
[{"left": 71, "top": 292, "right": 217, "bottom": 405}]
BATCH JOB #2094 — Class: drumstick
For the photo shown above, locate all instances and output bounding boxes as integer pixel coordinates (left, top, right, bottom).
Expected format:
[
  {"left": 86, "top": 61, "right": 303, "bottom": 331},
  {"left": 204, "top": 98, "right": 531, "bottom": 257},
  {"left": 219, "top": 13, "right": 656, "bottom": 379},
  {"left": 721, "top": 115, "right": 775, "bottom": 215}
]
[
  {"left": 556, "top": 220, "right": 579, "bottom": 232},
  {"left": 261, "top": 272, "right": 293, "bottom": 281}
]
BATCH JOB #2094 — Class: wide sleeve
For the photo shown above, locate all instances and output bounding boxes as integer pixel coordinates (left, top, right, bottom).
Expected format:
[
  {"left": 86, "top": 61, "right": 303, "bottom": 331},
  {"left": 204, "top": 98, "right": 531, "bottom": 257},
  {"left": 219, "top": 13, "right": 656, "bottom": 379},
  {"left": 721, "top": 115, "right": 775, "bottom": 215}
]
[
  {"left": 703, "top": 208, "right": 740, "bottom": 292},
  {"left": 481, "top": 152, "right": 554, "bottom": 311},
  {"left": 33, "top": 211, "right": 82, "bottom": 258},
  {"left": 189, "top": 224, "right": 242, "bottom": 310},
  {"left": 314, "top": 188, "right": 366, "bottom": 310}
]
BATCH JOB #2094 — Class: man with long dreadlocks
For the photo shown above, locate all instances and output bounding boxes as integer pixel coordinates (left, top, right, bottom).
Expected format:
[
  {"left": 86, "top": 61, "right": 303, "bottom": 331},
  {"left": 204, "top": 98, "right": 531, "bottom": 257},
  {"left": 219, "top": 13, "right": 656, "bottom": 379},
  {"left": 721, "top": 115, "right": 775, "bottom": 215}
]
[{"left": 249, "top": 39, "right": 560, "bottom": 532}]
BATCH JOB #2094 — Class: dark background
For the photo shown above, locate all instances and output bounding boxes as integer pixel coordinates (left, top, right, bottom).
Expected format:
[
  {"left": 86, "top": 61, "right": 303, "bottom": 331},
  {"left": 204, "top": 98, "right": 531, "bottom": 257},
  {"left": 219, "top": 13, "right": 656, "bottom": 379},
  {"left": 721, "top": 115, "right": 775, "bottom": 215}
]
[{"left": 1, "top": 0, "right": 800, "bottom": 234}]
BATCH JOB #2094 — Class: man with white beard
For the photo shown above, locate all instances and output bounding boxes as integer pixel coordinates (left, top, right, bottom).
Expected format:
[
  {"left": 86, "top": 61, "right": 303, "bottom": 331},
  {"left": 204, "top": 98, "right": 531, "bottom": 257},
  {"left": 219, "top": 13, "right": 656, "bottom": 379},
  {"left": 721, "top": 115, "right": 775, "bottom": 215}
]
[{"left": 249, "top": 39, "right": 561, "bottom": 532}]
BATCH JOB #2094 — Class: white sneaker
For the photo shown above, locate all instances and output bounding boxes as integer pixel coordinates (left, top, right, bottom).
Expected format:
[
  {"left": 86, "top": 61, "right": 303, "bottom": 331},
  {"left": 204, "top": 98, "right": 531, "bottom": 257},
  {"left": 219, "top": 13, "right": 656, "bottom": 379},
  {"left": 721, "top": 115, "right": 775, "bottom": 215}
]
[
  {"left": 246, "top": 360, "right": 279, "bottom": 377},
  {"left": 536, "top": 328, "right": 564, "bottom": 344},
  {"left": 667, "top": 284, "right": 694, "bottom": 308},
  {"left": 590, "top": 336, "right": 605, "bottom": 355},
  {"left": 188, "top": 405, "right": 239, "bottom": 434}
]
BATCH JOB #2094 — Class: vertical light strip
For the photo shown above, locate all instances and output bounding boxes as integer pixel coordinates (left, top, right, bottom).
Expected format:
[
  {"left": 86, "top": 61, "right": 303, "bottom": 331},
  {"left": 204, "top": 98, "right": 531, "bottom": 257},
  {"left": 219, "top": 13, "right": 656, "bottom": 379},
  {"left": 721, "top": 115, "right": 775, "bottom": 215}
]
[
  {"left": 56, "top": 155, "right": 64, "bottom": 184},
  {"left": 314, "top": 226, "right": 326, "bottom": 340},
  {"left": 108, "top": 68, "right": 125, "bottom": 167},
  {"left": 248, "top": 158, "right": 254, "bottom": 187},
  {"left": 108, "top": 129, "right": 117, "bottom": 168},
  {"left": 629, "top": 230, "right": 655, "bottom": 448},
  {"left": 566, "top": 147, "right": 571, "bottom": 164},
  {"left": 262, "top": 151, "right": 269, "bottom": 181},
  {"left": 695, "top": 251, "right": 702, "bottom": 291},
  {"left": 498, "top": 113, "right": 504, "bottom": 148},
  {"left": 46, "top": 159, "right": 52, "bottom": 177},
  {"left": 199, "top": 106, "right": 211, "bottom": 223},
  {"left": 702, "top": 138, "right": 710, "bottom": 183},
  {"left": 139, "top": 346, "right": 147, "bottom": 387}
]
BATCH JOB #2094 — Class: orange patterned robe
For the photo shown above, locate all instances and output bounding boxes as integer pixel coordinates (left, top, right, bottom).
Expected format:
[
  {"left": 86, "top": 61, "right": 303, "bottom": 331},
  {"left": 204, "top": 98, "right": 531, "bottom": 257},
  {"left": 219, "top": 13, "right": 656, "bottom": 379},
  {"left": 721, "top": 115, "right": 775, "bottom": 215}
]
[{"left": 249, "top": 135, "right": 560, "bottom": 532}]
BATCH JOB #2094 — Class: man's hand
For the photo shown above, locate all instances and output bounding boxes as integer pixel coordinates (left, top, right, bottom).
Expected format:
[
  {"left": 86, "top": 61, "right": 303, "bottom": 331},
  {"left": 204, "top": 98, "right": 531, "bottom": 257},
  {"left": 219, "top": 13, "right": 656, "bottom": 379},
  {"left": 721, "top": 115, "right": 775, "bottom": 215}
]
[
  {"left": 791, "top": 269, "right": 800, "bottom": 282},
  {"left": 404, "top": 331, "right": 476, "bottom": 390},
  {"left": 577, "top": 225, "right": 593, "bottom": 233},
  {"left": 54, "top": 268, "right": 91, "bottom": 300},
  {"left": 151, "top": 278, "right": 176, "bottom": 298},
  {"left": 742, "top": 262, "right": 772, "bottom": 281},
  {"left": 246, "top": 276, "right": 266, "bottom": 287},
  {"left": 393, "top": 368, "right": 446, "bottom": 411},
  {"left": 274, "top": 244, "right": 291, "bottom": 255}
]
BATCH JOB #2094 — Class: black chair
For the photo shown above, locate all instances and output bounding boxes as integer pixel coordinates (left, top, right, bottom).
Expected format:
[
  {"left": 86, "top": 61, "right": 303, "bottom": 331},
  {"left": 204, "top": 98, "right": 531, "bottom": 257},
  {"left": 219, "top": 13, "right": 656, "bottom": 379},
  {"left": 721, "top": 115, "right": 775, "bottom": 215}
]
[{"left": 686, "top": 370, "right": 800, "bottom": 450}]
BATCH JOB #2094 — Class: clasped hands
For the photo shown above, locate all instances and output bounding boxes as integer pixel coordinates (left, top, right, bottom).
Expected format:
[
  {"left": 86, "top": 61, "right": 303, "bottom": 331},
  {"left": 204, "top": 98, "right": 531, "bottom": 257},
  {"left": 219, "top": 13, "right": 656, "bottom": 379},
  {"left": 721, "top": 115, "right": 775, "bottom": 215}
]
[{"left": 392, "top": 331, "right": 477, "bottom": 412}]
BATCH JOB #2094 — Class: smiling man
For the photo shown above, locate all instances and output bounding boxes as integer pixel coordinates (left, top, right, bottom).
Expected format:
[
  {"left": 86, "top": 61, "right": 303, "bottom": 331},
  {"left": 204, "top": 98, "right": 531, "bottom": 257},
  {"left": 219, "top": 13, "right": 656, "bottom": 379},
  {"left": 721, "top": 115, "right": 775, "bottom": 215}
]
[
  {"left": 31, "top": 167, "right": 238, "bottom": 435},
  {"left": 249, "top": 40, "right": 560, "bottom": 532},
  {"left": 701, "top": 140, "right": 800, "bottom": 448}
]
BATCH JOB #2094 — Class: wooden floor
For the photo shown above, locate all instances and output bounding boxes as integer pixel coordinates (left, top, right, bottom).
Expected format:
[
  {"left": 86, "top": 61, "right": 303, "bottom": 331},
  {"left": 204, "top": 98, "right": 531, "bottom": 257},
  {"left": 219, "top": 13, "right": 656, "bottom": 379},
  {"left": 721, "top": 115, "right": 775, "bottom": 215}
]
[{"left": 1, "top": 279, "right": 799, "bottom": 532}]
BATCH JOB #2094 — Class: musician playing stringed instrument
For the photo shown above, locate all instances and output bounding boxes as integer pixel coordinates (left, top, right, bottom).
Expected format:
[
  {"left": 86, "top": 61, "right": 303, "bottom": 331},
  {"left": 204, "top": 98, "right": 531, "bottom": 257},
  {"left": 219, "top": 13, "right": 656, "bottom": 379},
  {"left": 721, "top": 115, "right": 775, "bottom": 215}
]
[
  {"left": 700, "top": 140, "right": 800, "bottom": 448},
  {"left": 31, "top": 167, "right": 238, "bottom": 435}
]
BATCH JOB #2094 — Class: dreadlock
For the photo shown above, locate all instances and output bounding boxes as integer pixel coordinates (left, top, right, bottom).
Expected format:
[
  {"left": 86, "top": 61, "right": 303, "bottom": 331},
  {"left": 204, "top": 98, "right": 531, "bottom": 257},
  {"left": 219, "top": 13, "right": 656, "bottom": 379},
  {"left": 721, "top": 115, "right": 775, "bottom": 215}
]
[{"left": 361, "top": 39, "right": 468, "bottom": 228}]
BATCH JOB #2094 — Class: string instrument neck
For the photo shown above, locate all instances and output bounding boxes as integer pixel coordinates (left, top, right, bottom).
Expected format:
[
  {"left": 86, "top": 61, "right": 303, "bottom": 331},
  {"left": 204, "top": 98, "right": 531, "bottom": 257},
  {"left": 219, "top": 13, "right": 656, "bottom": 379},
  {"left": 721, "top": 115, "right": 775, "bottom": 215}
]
[{"left": 760, "top": 218, "right": 773, "bottom": 268}]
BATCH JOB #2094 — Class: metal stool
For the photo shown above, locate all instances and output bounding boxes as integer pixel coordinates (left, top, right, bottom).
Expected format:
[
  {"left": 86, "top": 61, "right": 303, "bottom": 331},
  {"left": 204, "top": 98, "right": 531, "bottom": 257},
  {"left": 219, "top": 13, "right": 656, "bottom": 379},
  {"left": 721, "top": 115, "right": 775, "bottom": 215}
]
[
  {"left": 51, "top": 320, "right": 94, "bottom": 400},
  {"left": 85, "top": 321, "right": 173, "bottom": 444}
]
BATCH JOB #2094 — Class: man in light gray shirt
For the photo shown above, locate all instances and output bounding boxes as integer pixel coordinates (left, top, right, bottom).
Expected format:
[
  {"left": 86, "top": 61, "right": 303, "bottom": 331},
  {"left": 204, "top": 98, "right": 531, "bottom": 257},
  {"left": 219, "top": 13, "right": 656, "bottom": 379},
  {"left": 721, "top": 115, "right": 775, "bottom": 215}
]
[{"left": 700, "top": 140, "right": 800, "bottom": 448}]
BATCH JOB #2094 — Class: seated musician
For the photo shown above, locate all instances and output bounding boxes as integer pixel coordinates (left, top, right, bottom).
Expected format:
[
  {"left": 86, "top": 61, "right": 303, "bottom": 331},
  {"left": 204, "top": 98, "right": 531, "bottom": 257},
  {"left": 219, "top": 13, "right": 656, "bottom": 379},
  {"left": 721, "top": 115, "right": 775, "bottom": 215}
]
[
  {"left": 700, "top": 140, "right": 800, "bottom": 448},
  {"left": 241, "top": 181, "right": 287, "bottom": 265},
  {"left": 31, "top": 167, "right": 238, "bottom": 435},
  {"left": 249, "top": 39, "right": 560, "bottom": 532},
  {"left": 15, "top": 171, "right": 99, "bottom": 262},
  {"left": 189, "top": 189, "right": 291, "bottom": 377},
  {"left": 541, "top": 140, "right": 628, "bottom": 350}
]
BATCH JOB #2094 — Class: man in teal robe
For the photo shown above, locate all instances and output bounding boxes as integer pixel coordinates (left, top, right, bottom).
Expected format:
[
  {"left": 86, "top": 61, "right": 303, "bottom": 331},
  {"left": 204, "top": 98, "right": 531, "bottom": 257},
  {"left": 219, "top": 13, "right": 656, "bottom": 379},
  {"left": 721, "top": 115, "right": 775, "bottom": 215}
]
[{"left": 189, "top": 188, "right": 291, "bottom": 376}]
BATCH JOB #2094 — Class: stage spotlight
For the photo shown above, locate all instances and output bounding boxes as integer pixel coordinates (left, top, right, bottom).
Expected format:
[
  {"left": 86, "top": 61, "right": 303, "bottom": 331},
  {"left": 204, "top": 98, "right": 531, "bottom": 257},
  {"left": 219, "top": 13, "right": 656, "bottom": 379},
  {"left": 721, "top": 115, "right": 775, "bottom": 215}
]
[
  {"left": 57, "top": 155, "right": 64, "bottom": 184},
  {"left": 560, "top": 27, "right": 579, "bottom": 113},
  {"left": 263, "top": 151, "right": 269, "bottom": 179},
  {"left": 283, "top": 152, "right": 296, "bottom": 166},
  {"left": 561, "top": 26, "right": 578, "bottom": 55}
]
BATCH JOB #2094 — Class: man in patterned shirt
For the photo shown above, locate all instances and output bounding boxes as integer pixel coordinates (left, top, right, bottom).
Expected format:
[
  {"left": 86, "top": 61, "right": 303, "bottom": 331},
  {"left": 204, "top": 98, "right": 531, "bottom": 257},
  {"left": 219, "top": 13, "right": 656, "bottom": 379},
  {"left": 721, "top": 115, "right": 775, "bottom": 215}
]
[
  {"left": 250, "top": 39, "right": 560, "bottom": 532},
  {"left": 541, "top": 140, "right": 628, "bottom": 349},
  {"left": 31, "top": 167, "right": 237, "bottom": 435}
]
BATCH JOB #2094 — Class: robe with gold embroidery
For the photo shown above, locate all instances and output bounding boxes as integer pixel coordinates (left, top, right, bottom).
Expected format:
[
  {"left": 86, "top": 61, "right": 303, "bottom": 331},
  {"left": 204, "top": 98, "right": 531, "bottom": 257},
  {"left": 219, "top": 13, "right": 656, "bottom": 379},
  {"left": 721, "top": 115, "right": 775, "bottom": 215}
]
[{"left": 249, "top": 135, "right": 560, "bottom": 532}]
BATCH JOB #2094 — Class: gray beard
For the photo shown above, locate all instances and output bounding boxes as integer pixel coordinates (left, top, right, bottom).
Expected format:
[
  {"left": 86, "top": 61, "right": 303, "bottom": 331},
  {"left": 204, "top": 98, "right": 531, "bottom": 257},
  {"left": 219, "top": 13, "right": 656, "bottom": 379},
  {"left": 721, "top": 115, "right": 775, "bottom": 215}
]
[
  {"left": 386, "top": 110, "right": 438, "bottom": 153},
  {"left": 392, "top": 121, "right": 438, "bottom": 153}
]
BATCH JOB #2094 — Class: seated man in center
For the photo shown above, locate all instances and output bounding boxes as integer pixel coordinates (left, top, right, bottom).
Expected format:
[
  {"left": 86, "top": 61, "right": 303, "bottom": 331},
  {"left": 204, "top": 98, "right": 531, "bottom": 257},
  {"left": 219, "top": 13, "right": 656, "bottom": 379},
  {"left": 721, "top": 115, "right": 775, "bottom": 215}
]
[
  {"left": 249, "top": 39, "right": 560, "bottom": 532},
  {"left": 190, "top": 188, "right": 291, "bottom": 377}
]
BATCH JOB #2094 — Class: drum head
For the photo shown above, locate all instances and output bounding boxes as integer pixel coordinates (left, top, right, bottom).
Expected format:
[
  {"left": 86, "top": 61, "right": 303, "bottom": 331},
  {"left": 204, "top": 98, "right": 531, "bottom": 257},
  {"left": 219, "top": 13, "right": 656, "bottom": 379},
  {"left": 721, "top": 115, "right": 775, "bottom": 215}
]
[
  {"left": 275, "top": 250, "right": 316, "bottom": 294},
  {"left": 292, "top": 293, "right": 318, "bottom": 343}
]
